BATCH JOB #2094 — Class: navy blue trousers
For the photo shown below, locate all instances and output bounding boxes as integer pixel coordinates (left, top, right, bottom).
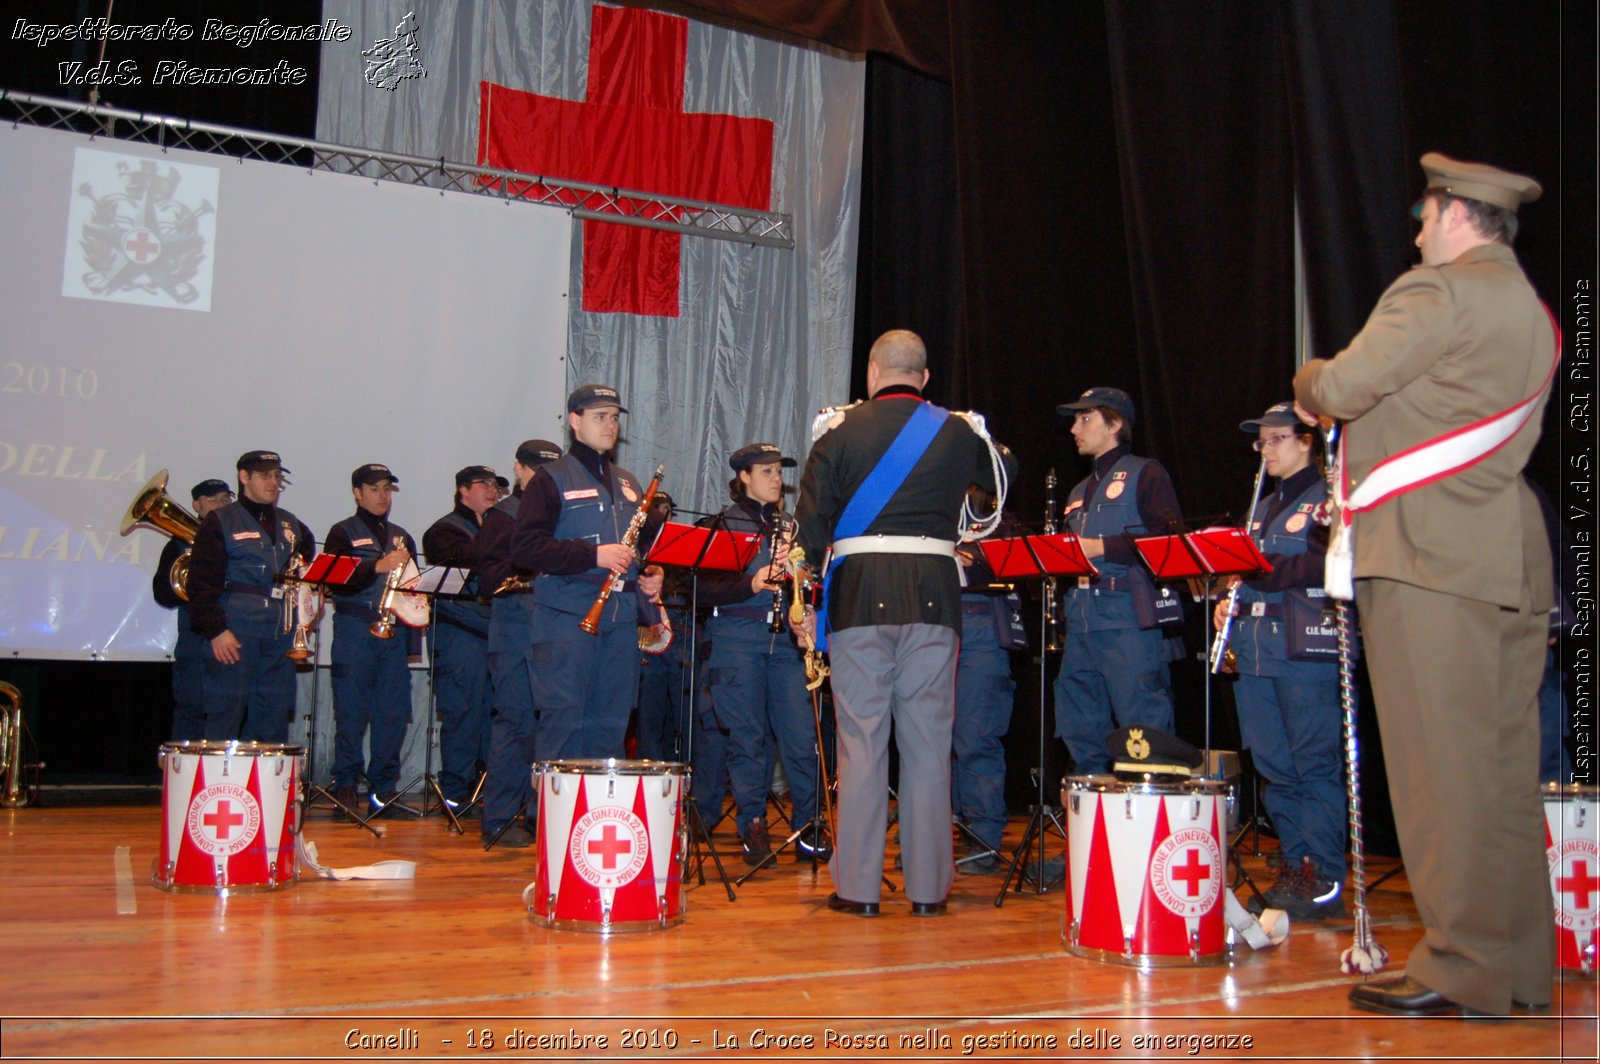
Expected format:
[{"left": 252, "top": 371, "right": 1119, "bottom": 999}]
[
  {"left": 432, "top": 621, "right": 491, "bottom": 801},
  {"left": 330, "top": 612, "right": 413, "bottom": 794}
]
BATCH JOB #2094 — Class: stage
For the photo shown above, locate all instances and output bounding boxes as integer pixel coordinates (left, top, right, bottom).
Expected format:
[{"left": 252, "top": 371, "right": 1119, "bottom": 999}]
[{"left": 1, "top": 796, "right": 1594, "bottom": 1061}]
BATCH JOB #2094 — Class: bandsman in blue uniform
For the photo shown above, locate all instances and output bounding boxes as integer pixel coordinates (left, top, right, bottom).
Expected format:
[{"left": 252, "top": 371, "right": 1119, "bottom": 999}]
[
  {"left": 1053, "top": 388, "right": 1183, "bottom": 777},
  {"left": 422, "top": 465, "right": 501, "bottom": 814},
  {"left": 324, "top": 463, "right": 419, "bottom": 815},
  {"left": 153, "top": 477, "right": 234, "bottom": 741},
  {"left": 1216, "top": 402, "right": 1344, "bottom": 920},
  {"left": 187, "top": 451, "right": 314, "bottom": 743},
  {"left": 951, "top": 452, "right": 1024, "bottom": 875},
  {"left": 508, "top": 386, "right": 665, "bottom": 761},
  {"left": 699, "top": 443, "right": 830, "bottom": 866},
  {"left": 478, "top": 439, "right": 561, "bottom": 847}
]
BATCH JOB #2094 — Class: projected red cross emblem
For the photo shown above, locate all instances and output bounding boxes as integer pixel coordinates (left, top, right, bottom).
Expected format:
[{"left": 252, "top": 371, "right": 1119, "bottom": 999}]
[
  {"left": 1170, "top": 847, "right": 1212, "bottom": 896},
  {"left": 1557, "top": 860, "right": 1599, "bottom": 910},
  {"left": 204, "top": 800, "right": 245, "bottom": 841},
  {"left": 476, "top": 4, "right": 774, "bottom": 317},
  {"left": 123, "top": 229, "right": 160, "bottom": 263},
  {"left": 586, "top": 823, "right": 633, "bottom": 871}
]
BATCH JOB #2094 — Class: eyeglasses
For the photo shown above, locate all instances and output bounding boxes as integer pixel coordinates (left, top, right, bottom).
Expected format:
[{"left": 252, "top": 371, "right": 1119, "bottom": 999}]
[{"left": 1252, "top": 433, "right": 1300, "bottom": 452}]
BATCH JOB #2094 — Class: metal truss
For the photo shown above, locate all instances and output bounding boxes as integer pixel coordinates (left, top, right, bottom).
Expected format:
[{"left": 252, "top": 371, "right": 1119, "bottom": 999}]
[{"left": 0, "top": 89, "right": 795, "bottom": 250}]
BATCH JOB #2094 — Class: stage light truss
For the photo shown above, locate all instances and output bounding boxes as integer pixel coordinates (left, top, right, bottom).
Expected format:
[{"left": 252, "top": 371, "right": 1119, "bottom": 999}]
[{"left": 1, "top": 90, "right": 796, "bottom": 250}]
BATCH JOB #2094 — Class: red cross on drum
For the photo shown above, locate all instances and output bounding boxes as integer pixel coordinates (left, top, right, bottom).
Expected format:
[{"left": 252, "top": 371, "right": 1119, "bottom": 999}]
[
  {"left": 155, "top": 742, "right": 304, "bottom": 894},
  {"left": 1542, "top": 783, "right": 1600, "bottom": 974},
  {"left": 1063, "top": 775, "right": 1233, "bottom": 968},
  {"left": 529, "top": 759, "right": 688, "bottom": 933}
]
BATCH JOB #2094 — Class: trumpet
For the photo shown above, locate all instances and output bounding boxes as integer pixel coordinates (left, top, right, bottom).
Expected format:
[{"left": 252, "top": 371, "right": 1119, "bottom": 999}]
[
  {"left": 370, "top": 540, "right": 412, "bottom": 639},
  {"left": 0, "top": 681, "right": 37, "bottom": 808},
  {"left": 282, "top": 555, "right": 323, "bottom": 662},
  {"left": 120, "top": 469, "right": 201, "bottom": 601},
  {"left": 580, "top": 464, "right": 665, "bottom": 635}
]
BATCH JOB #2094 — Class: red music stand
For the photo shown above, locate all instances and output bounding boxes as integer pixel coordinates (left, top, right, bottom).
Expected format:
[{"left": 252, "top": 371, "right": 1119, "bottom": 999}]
[
  {"left": 1131, "top": 525, "right": 1273, "bottom": 788},
  {"left": 297, "top": 552, "right": 360, "bottom": 589},
  {"left": 1131, "top": 526, "right": 1272, "bottom": 583},
  {"left": 977, "top": 531, "right": 1099, "bottom": 581},
  {"left": 641, "top": 518, "right": 762, "bottom": 902},
  {"left": 645, "top": 521, "right": 762, "bottom": 573}
]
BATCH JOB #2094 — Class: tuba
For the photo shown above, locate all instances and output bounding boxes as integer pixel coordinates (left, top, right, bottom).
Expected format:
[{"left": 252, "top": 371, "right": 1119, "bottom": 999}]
[
  {"left": 120, "top": 469, "right": 202, "bottom": 601},
  {"left": 0, "top": 681, "right": 37, "bottom": 808}
]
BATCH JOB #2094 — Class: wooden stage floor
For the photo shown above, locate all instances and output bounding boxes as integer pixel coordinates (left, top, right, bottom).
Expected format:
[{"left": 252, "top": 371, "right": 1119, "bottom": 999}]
[{"left": 1, "top": 797, "right": 1595, "bottom": 1062}]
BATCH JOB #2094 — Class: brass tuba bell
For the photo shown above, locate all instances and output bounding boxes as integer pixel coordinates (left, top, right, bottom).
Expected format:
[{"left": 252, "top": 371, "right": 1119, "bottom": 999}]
[
  {"left": 0, "top": 681, "right": 39, "bottom": 808},
  {"left": 120, "top": 469, "right": 202, "bottom": 601}
]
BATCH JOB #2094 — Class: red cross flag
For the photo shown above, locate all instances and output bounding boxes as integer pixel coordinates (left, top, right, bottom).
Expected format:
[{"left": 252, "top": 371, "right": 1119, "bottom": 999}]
[
  {"left": 316, "top": 1, "right": 862, "bottom": 505},
  {"left": 478, "top": 5, "right": 774, "bottom": 316}
]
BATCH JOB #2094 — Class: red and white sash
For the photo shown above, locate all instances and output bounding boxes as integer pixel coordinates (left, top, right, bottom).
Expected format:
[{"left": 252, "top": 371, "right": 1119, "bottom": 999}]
[{"left": 1325, "top": 304, "right": 1562, "bottom": 600}]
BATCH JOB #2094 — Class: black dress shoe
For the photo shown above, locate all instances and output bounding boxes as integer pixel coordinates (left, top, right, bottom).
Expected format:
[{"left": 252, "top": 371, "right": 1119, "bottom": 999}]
[
  {"left": 826, "top": 893, "right": 879, "bottom": 917},
  {"left": 910, "top": 900, "right": 947, "bottom": 917},
  {"left": 1348, "top": 975, "right": 1461, "bottom": 1016}
]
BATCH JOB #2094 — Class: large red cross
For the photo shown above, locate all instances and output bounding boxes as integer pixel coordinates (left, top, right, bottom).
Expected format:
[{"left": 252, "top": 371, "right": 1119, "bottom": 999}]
[
  {"left": 477, "top": 4, "right": 774, "bottom": 317},
  {"left": 124, "top": 230, "right": 160, "bottom": 262},
  {"left": 586, "top": 822, "right": 633, "bottom": 871},
  {"left": 204, "top": 800, "right": 245, "bottom": 841},
  {"left": 1170, "top": 847, "right": 1213, "bottom": 897},
  {"left": 1557, "top": 859, "right": 1599, "bottom": 910}
]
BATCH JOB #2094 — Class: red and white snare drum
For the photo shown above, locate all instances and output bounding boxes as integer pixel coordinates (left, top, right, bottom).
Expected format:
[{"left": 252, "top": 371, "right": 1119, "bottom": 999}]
[
  {"left": 1543, "top": 783, "right": 1599, "bottom": 975},
  {"left": 155, "top": 741, "right": 302, "bottom": 894},
  {"left": 1063, "top": 774, "right": 1233, "bottom": 967},
  {"left": 526, "top": 759, "right": 687, "bottom": 932}
]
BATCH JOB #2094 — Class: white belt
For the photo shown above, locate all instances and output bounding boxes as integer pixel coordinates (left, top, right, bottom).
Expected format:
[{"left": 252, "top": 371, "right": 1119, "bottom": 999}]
[{"left": 832, "top": 535, "right": 957, "bottom": 559}]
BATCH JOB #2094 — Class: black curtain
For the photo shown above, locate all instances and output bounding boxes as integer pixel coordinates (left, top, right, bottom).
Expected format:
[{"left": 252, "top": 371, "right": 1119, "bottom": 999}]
[{"left": 850, "top": 56, "right": 964, "bottom": 403}]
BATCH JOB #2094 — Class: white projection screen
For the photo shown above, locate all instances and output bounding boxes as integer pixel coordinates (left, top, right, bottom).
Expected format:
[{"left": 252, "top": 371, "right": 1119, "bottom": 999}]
[{"left": 0, "top": 121, "right": 572, "bottom": 660}]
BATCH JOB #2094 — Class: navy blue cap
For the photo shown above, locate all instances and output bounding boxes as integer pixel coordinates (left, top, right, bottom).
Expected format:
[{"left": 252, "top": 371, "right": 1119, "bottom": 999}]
[
  {"left": 729, "top": 443, "right": 795, "bottom": 472},
  {"left": 351, "top": 463, "right": 399, "bottom": 487},
  {"left": 567, "top": 384, "right": 627, "bottom": 414},
  {"left": 1239, "top": 401, "right": 1302, "bottom": 433},
  {"left": 1057, "top": 387, "right": 1135, "bottom": 426},
  {"left": 455, "top": 465, "right": 498, "bottom": 488},
  {"left": 237, "top": 450, "right": 289, "bottom": 474},
  {"left": 515, "top": 439, "right": 562, "bottom": 466},
  {"left": 190, "top": 479, "right": 234, "bottom": 500}
]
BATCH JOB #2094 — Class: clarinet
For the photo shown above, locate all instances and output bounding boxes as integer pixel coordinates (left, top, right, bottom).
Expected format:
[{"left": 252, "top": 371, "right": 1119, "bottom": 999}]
[
  {"left": 1208, "top": 452, "right": 1270, "bottom": 673},
  {"left": 579, "top": 464, "right": 665, "bottom": 635},
  {"left": 1042, "top": 468, "right": 1061, "bottom": 653},
  {"left": 766, "top": 510, "right": 793, "bottom": 633}
]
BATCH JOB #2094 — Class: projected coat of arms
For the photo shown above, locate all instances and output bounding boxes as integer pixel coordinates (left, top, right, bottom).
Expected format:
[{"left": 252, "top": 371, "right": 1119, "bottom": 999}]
[{"left": 62, "top": 149, "right": 219, "bottom": 311}]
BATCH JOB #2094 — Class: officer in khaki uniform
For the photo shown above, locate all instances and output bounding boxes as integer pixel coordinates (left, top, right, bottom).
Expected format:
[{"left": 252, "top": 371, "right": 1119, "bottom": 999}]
[{"left": 1295, "top": 153, "right": 1557, "bottom": 1018}]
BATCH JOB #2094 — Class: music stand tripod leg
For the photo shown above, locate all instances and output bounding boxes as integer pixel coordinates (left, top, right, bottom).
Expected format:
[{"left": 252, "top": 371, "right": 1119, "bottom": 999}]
[
  {"left": 684, "top": 797, "right": 737, "bottom": 900},
  {"left": 481, "top": 791, "right": 535, "bottom": 852},
  {"left": 427, "top": 773, "right": 464, "bottom": 834},
  {"left": 305, "top": 780, "right": 384, "bottom": 838}
]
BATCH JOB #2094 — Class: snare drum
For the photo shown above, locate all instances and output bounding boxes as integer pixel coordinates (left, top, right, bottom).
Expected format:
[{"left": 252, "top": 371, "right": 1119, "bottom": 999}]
[
  {"left": 155, "top": 741, "right": 303, "bottom": 894},
  {"left": 1063, "top": 774, "right": 1233, "bottom": 967},
  {"left": 526, "top": 759, "right": 687, "bottom": 932},
  {"left": 1543, "top": 783, "right": 1599, "bottom": 975}
]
